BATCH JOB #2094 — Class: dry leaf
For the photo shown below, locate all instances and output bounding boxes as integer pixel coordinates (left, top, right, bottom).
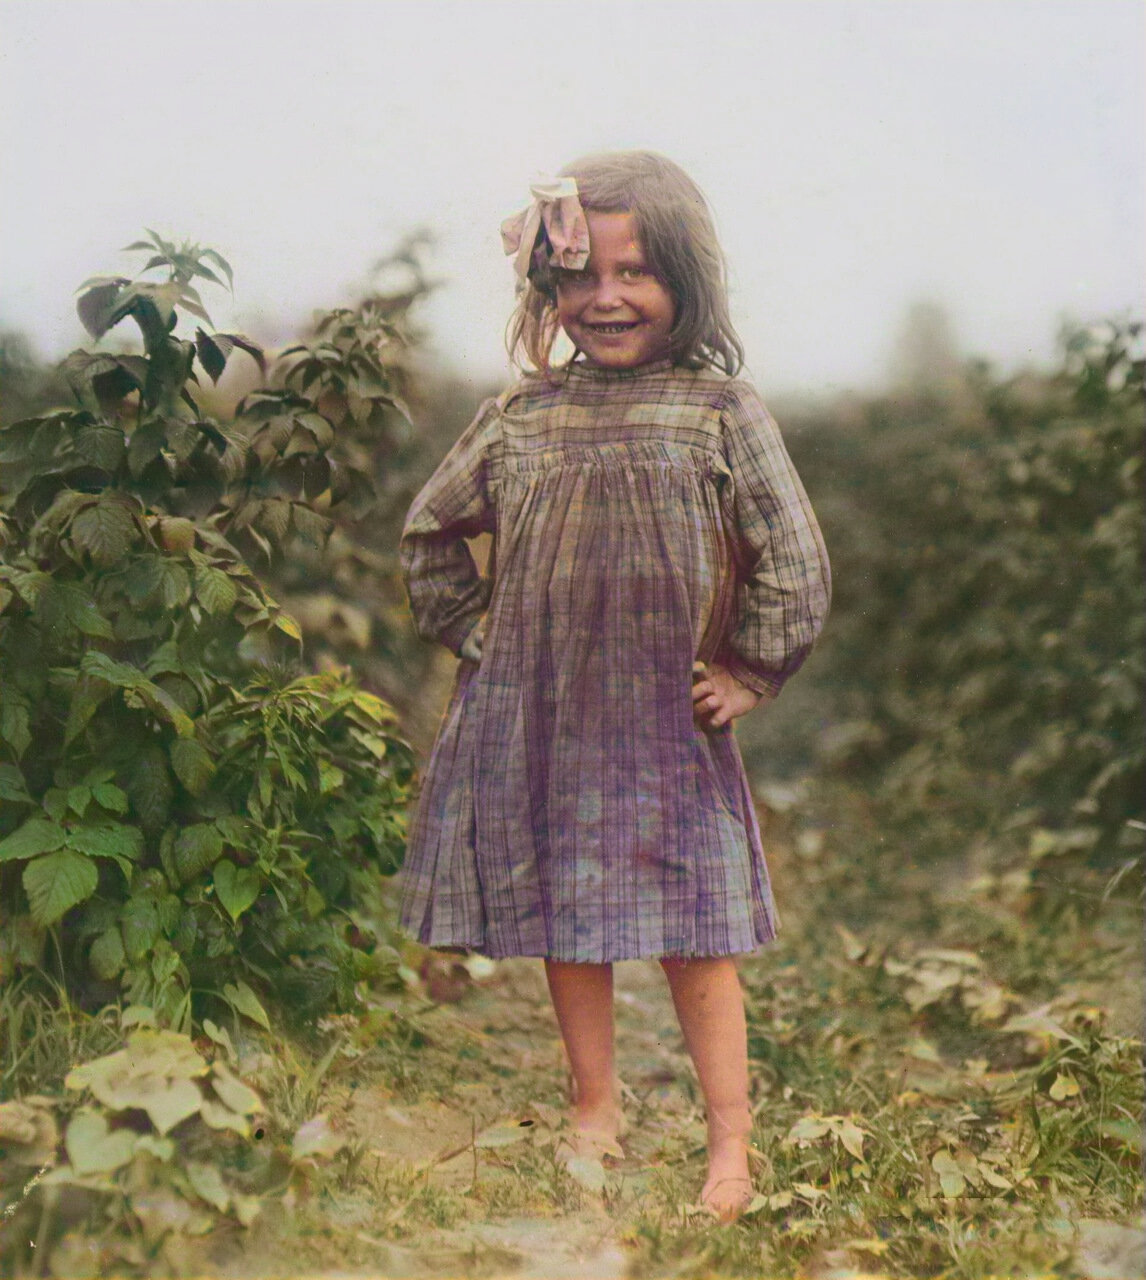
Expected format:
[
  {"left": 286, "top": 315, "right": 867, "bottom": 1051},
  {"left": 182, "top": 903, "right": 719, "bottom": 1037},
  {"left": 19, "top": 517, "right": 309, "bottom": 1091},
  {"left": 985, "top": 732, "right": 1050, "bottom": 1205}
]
[{"left": 1048, "top": 1072, "right": 1081, "bottom": 1101}]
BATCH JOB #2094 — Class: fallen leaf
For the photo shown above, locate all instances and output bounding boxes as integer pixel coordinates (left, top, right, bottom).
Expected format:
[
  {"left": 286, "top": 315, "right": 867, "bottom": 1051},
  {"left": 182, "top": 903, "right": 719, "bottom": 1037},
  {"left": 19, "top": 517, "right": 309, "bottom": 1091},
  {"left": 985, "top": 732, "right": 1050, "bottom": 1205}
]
[
  {"left": 291, "top": 1114, "right": 346, "bottom": 1161},
  {"left": 0, "top": 1098, "right": 58, "bottom": 1166},
  {"left": 905, "top": 1036, "right": 941, "bottom": 1063},
  {"left": 785, "top": 1115, "right": 830, "bottom": 1145},
  {"left": 1001, "top": 1007, "right": 1084, "bottom": 1049},
  {"left": 843, "top": 1237, "right": 891, "bottom": 1255},
  {"left": 931, "top": 1149, "right": 965, "bottom": 1198},
  {"left": 474, "top": 1122, "right": 533, "bottom": 1149},
  {"left": 1048, "top": 1072, "right": 1081, "bottom": 1101},
  {"left": 836, "top": 1118, "right": 867, "bottom": 1160},
  {"left": 792, "top": 1181, "right": 828, "bottom": 1200},
  {"left": 834, "top": 922, "right": 867, "bottom": 962}
]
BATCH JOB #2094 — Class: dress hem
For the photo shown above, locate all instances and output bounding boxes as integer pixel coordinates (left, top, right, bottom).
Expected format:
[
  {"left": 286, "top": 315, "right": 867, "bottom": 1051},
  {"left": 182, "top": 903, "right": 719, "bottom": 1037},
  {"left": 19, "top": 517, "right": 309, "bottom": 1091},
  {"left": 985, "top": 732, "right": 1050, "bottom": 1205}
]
[{"left": 401, "top": 928, "right": 779, "bottom": 965}]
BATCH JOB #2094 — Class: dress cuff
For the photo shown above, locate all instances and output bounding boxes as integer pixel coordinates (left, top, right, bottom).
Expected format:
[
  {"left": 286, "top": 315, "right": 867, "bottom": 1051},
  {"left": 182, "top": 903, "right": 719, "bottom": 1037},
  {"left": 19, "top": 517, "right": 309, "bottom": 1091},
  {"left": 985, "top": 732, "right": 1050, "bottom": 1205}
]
[{"left": 719, "top": 652, "right": 784, "bottom": 701}]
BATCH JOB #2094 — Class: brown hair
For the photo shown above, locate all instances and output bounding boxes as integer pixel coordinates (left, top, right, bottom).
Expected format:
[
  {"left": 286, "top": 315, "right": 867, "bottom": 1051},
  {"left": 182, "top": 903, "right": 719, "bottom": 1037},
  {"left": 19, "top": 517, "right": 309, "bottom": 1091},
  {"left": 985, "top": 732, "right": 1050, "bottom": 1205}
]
[{"left": 506, "top": 151, "right": 744, "bottom": 378}]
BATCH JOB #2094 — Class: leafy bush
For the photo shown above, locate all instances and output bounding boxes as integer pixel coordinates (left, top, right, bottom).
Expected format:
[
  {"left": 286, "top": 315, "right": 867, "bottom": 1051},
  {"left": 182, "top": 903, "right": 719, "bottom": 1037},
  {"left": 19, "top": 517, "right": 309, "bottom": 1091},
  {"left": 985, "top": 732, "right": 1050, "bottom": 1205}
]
[
  {"left": 259, "top": 236, "right": 452, "bottom": 709},
  {"left": 0, "top": 233, "right": 413, "bottom": 1031},
  {"left": 762, "top": 320, "right": 1144, "bottom": 880}
]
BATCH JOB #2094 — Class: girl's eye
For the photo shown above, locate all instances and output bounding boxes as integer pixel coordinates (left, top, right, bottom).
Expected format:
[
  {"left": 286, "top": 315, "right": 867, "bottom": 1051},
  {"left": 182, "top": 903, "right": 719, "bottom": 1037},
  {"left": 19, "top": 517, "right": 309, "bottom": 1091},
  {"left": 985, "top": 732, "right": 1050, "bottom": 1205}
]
[
  {"left": 621, "top": 266, "right": 647, "bottom": 280},
  {"left": 556, "top": 271, "right": 593, "bottom": 291}
]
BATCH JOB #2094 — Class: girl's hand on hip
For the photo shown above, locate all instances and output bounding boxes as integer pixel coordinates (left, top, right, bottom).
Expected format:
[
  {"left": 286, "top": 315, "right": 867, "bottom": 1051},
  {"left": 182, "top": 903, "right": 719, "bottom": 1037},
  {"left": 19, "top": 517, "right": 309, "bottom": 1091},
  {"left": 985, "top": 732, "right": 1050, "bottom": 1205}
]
[
  {"left": 692, "top": 663, "right": 765, "bottom": 731},
  {"left": 460, "top": 619, "right": 485, "bottom": 663}
]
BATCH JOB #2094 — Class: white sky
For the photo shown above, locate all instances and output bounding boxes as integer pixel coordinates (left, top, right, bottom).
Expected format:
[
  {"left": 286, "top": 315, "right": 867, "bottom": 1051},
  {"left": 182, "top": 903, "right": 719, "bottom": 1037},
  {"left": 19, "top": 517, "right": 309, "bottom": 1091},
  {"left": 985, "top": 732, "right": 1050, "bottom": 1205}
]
[{"left": 1, "top": 0, "right": 1142, "bottom": 397}]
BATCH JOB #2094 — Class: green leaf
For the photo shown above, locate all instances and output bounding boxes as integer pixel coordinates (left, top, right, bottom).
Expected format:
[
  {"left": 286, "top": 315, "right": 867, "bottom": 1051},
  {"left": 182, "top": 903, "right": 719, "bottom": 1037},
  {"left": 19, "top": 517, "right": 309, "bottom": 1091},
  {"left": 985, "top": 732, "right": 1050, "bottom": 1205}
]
[
  {"left": 194, "top": 330, "right": 227, "bottom": 383},
  {"left": 0, "top": 696, "right": 32, "bottom": 758},
  {"left": 274, "top": 612, "right": 303, "bottom": 642},
  {"left": 38, "top": 581, "right": 115, "bottom": 640},
  {"left": 296, "top": 411, "right": 334, "bottom": 450},
  {"left": 90, "top": 927, "right": 126, "bottom": 980},
  {"left": 135, "top": 1135, "right": 175, "bottom": 1161},
  {"left": 158, "top": 562, "right": 192, "bottom": 610},
  {"left": 210, "top": 1063, "right": 262, "bottom": 1115},
  {"left": 76, "top": 278, "right": 130, "bottom": 340},
  {"left": 0, "top": 763, "right": 31, "bottom": 804},
  {"left": 64, "top": 675, "right": 111, "bottom": 746},
  {"left": 0, "top": 817, "right": 67, "bottom": 863},
  {"left": 217, "top": 332, "right": 264, "bottom": 374},
  {"left": 42, "top": 789, "right": 68, "bottom": 822},
  {"left": 1099, "top": 1118, "right": 1142, "bottom": 1153},
  {"left": 79, "top": 650, "right": 143, "bottom": 689},
  {"left": 92, "top": 782, "right": 129, "bottom": 814},
  {"left": 200, "top": 249, "right": 234, "bottom": 289},
  {"left": 186, "top": 1159, "right": 230, "bottom": 1212},
  {"left": 200, "top": 1099, "right": 250, "bottom": 1137},
  {"left": 222, "top": 980, "right": 270, "bottom": 1030},
  {"left": 170, "top": 739, "right": 215, "bottom": 797},
  {"left": 23, "top": 850, "right": 99, "bottom": 925},
  {"left": 172, "top": 823, "right": 224, "bottom": 883},
  {"left": 75, "top": 424, "right": 127, "bottom": 472},
  {"left": 65, "top": 1110, "right": 138, "bottom": 1175},
  {"left": 194, "top": 564, "right": 237, "bottom": 616},
  {"left": 290, "top": 504, "right": 332, "bottom": 547},
  {"left": 121, "top": 896, "right": 161, "bottom": 963},
  {"left": 128, "top": 744, "right": 173, "bottom": 833},
  {"left": 126, "top": 679, "right": 195, "bottom": 738},
  {"left": 65, "top": 1031, "right": 205, "bottom": 1134},
  {"left": 66, "top": 824, "right": 144, "bottom": 863},
  {"left": 121, "top": 555, "right": 166, "bottom": 608},
  {"left": 319, "top": 761, "right": 345, "bottom": 795},
  {"left": 201, "top": 1019, "right": 236, "bottom": 1061},
  {"left": 66, "top": 785, "right": 92, "bottom": 817},
  {"left": 127, "top": 420, "right": 166, "bottom": 477},
  {"left": 213, "top": 859, "right": 260, "bottom": 922}
]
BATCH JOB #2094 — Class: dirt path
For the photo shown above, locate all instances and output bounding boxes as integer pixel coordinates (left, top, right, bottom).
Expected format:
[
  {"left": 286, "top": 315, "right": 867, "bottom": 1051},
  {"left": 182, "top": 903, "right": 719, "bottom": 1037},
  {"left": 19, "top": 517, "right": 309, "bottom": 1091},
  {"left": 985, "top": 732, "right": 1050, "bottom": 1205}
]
[{"left": 233, "top": 956, "right": 715, "bottom": 1278}]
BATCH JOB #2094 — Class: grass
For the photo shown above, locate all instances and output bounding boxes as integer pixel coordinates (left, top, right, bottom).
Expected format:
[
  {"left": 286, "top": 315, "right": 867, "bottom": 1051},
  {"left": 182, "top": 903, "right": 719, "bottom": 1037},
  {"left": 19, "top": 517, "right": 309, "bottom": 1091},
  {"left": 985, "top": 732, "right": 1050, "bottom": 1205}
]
[
  {"left": 612, "top": 779, "right": 1144, "bottom": 1278},
  {"left": 0, "top": 972, "right": 121, "bottom": 1099},
  {"left": 254, "top": 773, "right": 1140, "bottom": 1278},
  {"left": 1, "top": 776, "right": 1141, "bottom": 1279}
]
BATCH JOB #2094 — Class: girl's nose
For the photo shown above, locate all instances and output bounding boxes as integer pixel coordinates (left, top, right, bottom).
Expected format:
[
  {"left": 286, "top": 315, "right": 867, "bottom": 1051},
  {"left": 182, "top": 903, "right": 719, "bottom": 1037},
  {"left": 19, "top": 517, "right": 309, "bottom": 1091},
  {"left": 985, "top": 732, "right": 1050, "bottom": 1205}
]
[{"left": 593, "top": 275, "right": 625, "bottom": 309}]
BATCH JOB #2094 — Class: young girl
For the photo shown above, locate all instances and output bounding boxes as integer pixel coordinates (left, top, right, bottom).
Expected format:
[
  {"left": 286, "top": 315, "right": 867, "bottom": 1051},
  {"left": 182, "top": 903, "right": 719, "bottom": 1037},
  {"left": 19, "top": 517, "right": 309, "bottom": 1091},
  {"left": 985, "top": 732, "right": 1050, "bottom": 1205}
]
[{"left": 399, "top": 151, "right": 830, "bottom": 1220}]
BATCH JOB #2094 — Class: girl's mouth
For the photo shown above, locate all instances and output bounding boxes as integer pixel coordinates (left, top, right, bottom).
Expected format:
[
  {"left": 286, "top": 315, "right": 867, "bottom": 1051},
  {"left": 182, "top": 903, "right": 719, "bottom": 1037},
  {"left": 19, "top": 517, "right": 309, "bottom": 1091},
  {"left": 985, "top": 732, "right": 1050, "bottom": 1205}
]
[{"left": 586, "top": 322, "right": 639, "bottom": 335}]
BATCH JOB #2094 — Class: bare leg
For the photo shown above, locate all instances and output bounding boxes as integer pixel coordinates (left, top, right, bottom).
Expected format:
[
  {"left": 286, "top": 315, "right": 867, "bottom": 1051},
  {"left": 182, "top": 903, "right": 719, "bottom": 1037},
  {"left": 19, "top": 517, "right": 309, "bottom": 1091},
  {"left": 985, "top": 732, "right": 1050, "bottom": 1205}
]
[
  {"left": 661, "top": 956, "right": 753, "bottom": 1219},
  {"left": 544, "top": 960, "right": 620, "bottom": 1153}
]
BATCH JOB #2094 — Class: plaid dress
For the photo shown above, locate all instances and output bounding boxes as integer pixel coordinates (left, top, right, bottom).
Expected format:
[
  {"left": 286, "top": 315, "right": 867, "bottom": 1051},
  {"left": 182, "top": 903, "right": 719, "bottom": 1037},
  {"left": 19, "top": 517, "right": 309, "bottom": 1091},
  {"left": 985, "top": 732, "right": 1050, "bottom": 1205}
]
[{"left": 399, "top": 358, "right": 830, "bottom": 962}]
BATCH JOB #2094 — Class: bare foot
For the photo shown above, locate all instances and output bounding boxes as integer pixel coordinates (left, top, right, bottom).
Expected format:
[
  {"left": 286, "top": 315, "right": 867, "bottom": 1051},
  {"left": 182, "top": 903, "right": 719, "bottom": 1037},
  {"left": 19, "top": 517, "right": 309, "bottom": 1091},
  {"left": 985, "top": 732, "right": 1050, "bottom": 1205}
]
[
  {"left": 566, "top": 1099, "right": 624, "bottom": 1160},
  {"left": 701, "top": 1135, "right": 753, "bottom": 1222}
]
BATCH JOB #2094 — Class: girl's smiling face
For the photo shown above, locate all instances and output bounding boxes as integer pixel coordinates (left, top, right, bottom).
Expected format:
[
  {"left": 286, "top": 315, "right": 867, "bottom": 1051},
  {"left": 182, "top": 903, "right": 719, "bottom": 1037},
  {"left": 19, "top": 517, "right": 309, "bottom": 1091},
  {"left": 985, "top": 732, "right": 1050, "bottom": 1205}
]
[{"left": 555, "top": 211, "right": 676, "bottom": 370}]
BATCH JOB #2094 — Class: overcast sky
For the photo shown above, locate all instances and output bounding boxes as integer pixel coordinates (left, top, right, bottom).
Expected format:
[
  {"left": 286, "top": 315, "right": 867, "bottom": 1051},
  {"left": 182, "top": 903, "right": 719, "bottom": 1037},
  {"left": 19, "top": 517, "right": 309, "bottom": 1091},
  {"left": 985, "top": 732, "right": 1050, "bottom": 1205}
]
[{"left": 2, "top": 0, "right": 1141, "bottom": 397}]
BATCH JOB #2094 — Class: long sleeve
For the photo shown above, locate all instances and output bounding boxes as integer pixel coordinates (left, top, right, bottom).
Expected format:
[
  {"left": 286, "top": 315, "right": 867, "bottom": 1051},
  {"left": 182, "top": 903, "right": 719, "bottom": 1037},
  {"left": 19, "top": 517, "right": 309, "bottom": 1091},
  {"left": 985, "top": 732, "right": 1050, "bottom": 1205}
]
[
  {"left": 400, "top": 397, "right": 500, "bottom": 655},
  {"left": 716, "top": 382, "right": 831, "bottom": 698}
]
